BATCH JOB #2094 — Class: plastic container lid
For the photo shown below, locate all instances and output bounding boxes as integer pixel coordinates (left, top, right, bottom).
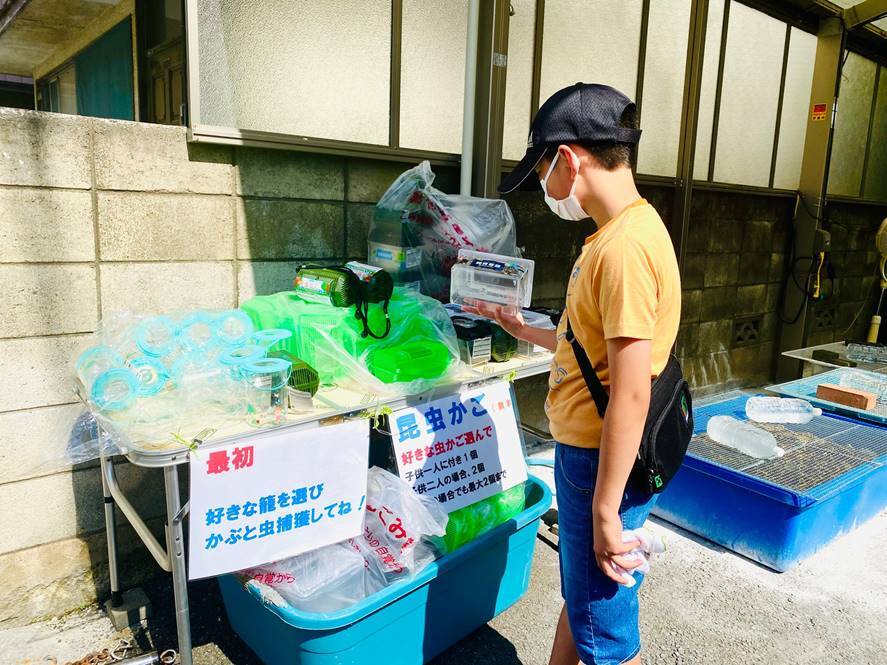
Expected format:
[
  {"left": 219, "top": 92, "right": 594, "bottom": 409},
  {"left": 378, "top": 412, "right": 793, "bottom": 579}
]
[
  {"left": 451, "top": 316, "right": 493, "bottom": 341},
  {"left": 241, "top": 357, "right": 292, "bottom": 391},
  {"left": 216, "top": 310, "right": 255, "bottom": 346},
  {"left": 218, "top": 345, "right": 267, "bottom": 367},
  {"left": 91, "top": 368, "right": 139, "bottom": 411},
  {"left": 367, "top": 341, "right": 451, "bottom": 383},
  {"left": 178, "top": 313, "right": 217, "bottom": 351},
  {"left": 253, "top": 328, "right": 294, "bottom": 348},
  {"left": 76, "top": 345, "right": 125, "bottom": 385},
  {"left": 128, "top": 356, "right": 170, "bottom": 397},
  {"left": 135, "top": 316, "right": 177, "bottom": 357}
]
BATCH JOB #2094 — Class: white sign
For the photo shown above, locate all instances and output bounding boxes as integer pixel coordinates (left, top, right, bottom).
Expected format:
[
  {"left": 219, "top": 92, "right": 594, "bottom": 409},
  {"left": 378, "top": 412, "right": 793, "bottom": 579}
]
[
  {"left": 391, "top": 381, "right": 527, "bottom": 512},
  {"left": 188, "top": 419, "right": 370, "bottom": 580}
]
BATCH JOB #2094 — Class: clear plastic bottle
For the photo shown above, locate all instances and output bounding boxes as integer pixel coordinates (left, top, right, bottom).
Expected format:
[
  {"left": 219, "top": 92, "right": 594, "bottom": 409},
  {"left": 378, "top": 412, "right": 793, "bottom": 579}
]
[
  {"left": 745, "top": 396, "right": 822, "bottom": 424},
  {"left": 706, "top": 415, "right": 785, "bottom": 459}
]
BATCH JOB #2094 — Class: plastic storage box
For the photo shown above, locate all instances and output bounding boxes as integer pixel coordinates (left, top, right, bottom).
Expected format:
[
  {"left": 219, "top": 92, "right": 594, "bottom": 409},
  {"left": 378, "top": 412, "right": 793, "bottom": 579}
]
[
  {"left": 450, "top": 250, "right": 534, "bottom": 308},
  {"left": 653, "top": 393, "right": 887, "bottom": 571},
  {"left": 219, "top": 476, "right": 552, "bottom": 664}
]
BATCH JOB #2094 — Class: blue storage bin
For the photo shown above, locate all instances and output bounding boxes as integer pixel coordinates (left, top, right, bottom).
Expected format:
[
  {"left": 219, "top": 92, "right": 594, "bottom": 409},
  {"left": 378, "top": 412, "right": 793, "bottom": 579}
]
[
  {"left": 219, "top": 476, "right": 552, "bottom": 664},
  {"left": 653, "top": 394, "right": 887, "bottom": 571}
]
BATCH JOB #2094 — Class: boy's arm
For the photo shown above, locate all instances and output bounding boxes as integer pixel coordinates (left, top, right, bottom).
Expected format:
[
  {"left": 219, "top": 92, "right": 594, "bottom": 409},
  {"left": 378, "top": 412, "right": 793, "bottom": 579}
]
[{"left": 592, "top": 336, "right": 652, "bottom": 583}]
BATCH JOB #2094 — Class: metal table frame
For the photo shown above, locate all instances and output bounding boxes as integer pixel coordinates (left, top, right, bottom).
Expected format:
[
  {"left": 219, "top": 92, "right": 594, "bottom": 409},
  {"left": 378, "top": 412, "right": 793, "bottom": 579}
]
[{"left": 98, "top": 356, "right": 552, "bottom": 664}]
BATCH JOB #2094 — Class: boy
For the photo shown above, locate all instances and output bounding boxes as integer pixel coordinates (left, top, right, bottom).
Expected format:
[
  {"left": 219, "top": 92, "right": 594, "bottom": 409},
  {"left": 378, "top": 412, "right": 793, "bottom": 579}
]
[{"left": 476, "top": 83, "right": 681, "bottom": 664}]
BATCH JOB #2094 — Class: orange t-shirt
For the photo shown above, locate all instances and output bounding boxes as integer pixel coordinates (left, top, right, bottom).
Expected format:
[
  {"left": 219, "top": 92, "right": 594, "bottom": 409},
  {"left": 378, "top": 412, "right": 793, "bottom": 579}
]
[{"left": 545, "top": 199, "right": 681, "bottom": 448}]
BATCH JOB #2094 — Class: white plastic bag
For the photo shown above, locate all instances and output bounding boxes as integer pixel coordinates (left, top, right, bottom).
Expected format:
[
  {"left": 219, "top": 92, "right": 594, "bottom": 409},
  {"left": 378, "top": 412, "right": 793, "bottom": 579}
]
[
  {"left": 370, "top": 161, "right": 519, "bottom": 301},
  {"left": 347, "top": 467, "right": 449, "bottom": 590},
  {"left": 242, "top": 542, "right": 370, "bottom": 614}
]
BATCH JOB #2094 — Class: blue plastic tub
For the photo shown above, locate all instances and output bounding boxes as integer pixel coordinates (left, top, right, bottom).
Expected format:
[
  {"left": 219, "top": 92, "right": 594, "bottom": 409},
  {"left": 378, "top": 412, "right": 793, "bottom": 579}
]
[
  {"left": 219, "top": 476, "right": 552, "bottom": 664},
  {"left": 653, "top": 394, "right": 887, "bottom": 571}
]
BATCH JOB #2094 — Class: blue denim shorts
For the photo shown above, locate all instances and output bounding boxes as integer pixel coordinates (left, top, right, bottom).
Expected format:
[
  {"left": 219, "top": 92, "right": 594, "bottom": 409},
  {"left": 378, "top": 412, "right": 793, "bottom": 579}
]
[{"left": 555, "top": 442, "right": 658, "bottom": 665}]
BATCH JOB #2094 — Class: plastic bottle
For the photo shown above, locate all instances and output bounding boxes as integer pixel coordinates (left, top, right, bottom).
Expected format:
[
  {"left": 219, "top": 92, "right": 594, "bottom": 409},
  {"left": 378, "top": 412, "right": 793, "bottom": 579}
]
[
  {"left": 706, "top": 415, "right": 785, "bottom": 459},
  {"left": 367, "top": 209, "right": 423, "bottom": 289},
  {"left": 745, "top": 396, "right": 822, "bottom": 424}
]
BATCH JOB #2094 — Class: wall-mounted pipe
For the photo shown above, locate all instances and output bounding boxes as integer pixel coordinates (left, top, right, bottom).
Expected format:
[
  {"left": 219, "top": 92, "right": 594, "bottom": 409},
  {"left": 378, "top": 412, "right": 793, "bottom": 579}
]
[{"left": 461, "top": 0, "right": 480, "bottom": 195}]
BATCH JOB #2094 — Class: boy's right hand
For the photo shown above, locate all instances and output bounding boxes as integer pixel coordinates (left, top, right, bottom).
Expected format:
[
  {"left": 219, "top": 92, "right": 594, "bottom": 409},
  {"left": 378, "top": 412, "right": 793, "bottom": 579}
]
[{"left": 462, "top": 299, "right": 526, "bottom": 339}]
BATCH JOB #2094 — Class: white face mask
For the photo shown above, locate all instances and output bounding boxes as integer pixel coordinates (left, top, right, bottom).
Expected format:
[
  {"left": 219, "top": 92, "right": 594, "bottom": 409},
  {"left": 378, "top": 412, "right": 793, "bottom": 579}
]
[{"left": 540, "top": 152, "right": 588, "bottom": 221}]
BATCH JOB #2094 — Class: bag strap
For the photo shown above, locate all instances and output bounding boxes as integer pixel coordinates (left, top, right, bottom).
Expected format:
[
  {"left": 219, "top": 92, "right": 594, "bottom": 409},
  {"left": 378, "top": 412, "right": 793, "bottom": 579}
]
[{"left": 565, "top": 317, "right": 609, "bottom": 418}]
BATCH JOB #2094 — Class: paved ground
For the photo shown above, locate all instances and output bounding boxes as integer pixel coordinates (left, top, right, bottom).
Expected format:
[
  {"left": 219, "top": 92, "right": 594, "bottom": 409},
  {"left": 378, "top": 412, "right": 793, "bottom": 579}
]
[{"left": 4, "top": 471, "right": 885, "bottom": 664}]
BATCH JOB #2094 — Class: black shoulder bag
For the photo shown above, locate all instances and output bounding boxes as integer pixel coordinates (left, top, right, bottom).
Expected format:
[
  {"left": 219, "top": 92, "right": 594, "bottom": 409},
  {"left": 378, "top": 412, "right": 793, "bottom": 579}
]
[{"left": 565, "top": 319, "right": 693, "bottom": 494}]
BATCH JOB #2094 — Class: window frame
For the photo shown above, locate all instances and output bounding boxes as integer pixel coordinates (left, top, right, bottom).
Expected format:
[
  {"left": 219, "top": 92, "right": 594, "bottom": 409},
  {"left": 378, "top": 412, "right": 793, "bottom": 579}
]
[{"left": 183, "top": 0, "right": 461, "bottom": 165}]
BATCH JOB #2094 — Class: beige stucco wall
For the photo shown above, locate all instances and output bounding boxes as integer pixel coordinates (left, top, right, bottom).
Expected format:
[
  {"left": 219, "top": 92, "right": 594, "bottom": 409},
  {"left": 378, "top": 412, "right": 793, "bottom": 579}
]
[{"left": 0, "top": 107, "right": 448, "bottom": 625}]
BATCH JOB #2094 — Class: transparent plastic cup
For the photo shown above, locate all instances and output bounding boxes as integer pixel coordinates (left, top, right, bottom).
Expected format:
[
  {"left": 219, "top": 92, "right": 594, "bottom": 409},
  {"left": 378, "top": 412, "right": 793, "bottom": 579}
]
[
  {"left": 128, "top": 355, "right": 170, "bottom": 397},
  {"left": 241, "top": 357, "right": 292, "bottom": 427},
  {"left": 178, "top": 312, "right": 217, "bottom": 352}
]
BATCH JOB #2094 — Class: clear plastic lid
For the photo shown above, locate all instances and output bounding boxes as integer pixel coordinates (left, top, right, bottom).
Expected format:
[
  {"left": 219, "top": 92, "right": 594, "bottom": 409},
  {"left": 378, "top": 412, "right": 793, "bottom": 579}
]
[{"left": 449, "top": 249, "right": 534, "bottom": 308}]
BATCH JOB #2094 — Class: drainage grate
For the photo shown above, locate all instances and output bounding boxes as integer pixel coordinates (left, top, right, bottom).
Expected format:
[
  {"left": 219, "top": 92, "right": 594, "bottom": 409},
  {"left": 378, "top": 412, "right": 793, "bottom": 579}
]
[{"left": 689, "top": 394, "right": 885, "bottom": 500}]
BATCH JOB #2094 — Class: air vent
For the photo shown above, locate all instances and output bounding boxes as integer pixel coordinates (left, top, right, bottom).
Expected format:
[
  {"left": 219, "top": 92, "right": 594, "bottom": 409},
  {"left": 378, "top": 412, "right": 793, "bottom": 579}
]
[{"left": 813, "top": 306, "right": 836, "bottom": 330}]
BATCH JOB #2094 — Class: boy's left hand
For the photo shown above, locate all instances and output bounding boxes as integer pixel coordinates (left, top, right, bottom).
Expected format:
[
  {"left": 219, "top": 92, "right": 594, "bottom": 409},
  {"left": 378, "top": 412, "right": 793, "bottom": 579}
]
[{"left": 593, "top": 510, "right": 642, "bottom": 583}]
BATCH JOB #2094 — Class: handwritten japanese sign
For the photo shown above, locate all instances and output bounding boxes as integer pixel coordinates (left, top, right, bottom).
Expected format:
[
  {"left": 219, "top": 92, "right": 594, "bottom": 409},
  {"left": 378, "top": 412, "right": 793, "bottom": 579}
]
[
  {"left": 391, "top": 381, "right": 527, "bottom": 512},
  {"left": 188, "top": 419, "right": 370, "bottom": 580}
]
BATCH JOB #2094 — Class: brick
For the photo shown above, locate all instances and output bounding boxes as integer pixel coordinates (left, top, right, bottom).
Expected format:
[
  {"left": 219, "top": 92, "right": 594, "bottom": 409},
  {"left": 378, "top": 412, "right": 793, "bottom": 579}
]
[
  {"left": 347, "top": 159, "right": 415, "bottom": 203},
  {"left": 0, "top": 264, "right": 97, "bottom": 337},
  {"left": 766, "top": 284, "right": 782, "bottom": 313},
  {"left": 736, "top": 284, "right": 768, "bottom": 316},
  {"left": 704, "top": 254, "right": 739, "bottom": 287},
  {"left": 0, "top": 335, "right": 88, "bottom": 412},
  {"left": 238, "top": 261, "right": 302, "bottom": 302},
  {"left": 738, "top": 253, "right": 770, "bottom": 285},
  {"left": 0, "top": 404, "right": 84, "bottom": 484},
  {"left": 0, "top": 463, "right": 164, "bottom": 555},
  {"left": 760, "top": 313, "right": 778, "bottom": 341},
  {"left": 743, "top": 221, "right": 774, "bottom": 253},
  {"left": 0, "top": 109, "right": 91, "bottom": 188},
  {"left": 816, "top": 384, "right": 876, "bottom": 410},
  {"left": 768, "top": 252, "right": 786, "bottom": 283},
  {"left": 97, "top": 192, "right": 235, "bottom": 261},
  {"left": 675, "top": 324, "right": 700, "bottom": 358},
  {"left": 707, "top": 220, "right": 743, "bottom": 253},
  {"left": 697, "top": 319, "right": 733, "bottom": 354},
  {"left": 346, "top": 203, "right": 374, "bottom": 258},
  {"left": 681, "top": 290, "right": 702, "bottom": 324},
  {"left": 685, "top": 217, "right": 709, "bottom": 254},
  {"left": 729, "top": 342, "right": 775, "bottom": 381},
  {"left": 0, "top": 188, "right": 95, "bottom": 262},
  {"left": 93, "top": 120, "right": 234, "bottom": 194},
  {"left": 0, "top": 523, "right": 160, "bottom": 627},
  {"left": 682, "top": 254, "right": 706, "bottom": 289},
  {"left": 685, "top": 351, "right": 733, "bottom": 390},
  {"left": 236, "top": 199, "right": 344, "bottom": 259},
  {"left": 236, "top": 148, "right": 344, "bottom": 199},
  {"left": 100, "top": 262, "right": 235, "bottom": 315}
]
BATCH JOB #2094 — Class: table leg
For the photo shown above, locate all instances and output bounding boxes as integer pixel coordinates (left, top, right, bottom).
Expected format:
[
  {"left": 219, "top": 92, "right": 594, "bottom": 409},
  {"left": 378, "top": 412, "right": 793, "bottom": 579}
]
[
  {"left": 99, "top": 455, "right": 123, "bottom": 608},
  {"left": 164, "top": 465, "right": 193, "bottom": 665}
]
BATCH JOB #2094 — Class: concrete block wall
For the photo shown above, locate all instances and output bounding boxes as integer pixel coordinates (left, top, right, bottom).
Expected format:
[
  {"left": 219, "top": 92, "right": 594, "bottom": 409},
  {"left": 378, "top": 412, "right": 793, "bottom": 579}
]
[
  {"left": 806, "top": 202, "right": 887, "bottom": 347},
  {"left": 0, "top": 108, "right": 458, "bottom": 625}
]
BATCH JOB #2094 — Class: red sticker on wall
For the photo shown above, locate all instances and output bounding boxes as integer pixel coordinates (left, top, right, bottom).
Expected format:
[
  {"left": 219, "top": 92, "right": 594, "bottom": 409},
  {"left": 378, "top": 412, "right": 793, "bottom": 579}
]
[{"left": 811, "top": 103, "right": 827, "bottom": 121}]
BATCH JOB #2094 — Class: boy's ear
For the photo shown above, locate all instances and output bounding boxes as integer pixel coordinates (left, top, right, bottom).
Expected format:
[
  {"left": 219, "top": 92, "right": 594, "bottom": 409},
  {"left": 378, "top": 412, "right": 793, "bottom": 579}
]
[{"left": 558, "top": 144, "right": 581, "bottom": 177}]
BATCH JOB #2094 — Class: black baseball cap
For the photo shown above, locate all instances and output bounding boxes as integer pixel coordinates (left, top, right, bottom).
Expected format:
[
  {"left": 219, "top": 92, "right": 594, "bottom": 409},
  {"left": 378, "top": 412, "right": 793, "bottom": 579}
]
[{"left": 498, "top": 83, "right": 642, "bottom": 194}]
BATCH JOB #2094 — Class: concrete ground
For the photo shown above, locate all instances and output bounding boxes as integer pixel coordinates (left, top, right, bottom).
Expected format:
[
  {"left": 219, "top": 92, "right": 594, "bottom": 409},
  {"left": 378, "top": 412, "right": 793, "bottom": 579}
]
[{"left": 3, "top": 471, "right": 885, "bottom": 665}]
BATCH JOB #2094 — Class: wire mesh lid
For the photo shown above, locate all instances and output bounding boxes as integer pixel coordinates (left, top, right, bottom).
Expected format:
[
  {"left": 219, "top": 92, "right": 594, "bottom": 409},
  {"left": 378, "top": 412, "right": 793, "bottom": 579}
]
[{"left": 688, "top": 392, "right": 886, "bottom": 504}]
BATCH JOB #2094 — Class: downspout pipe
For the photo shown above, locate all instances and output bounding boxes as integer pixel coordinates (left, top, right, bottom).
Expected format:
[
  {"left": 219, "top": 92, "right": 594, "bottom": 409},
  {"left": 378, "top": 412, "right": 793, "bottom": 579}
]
[{"left": 461, "top": 0, "right": 480, "bottom": 195}]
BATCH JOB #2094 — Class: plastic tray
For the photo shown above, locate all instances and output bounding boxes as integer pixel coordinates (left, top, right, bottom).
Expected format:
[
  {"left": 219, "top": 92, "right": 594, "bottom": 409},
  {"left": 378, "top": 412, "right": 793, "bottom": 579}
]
[
  {"left": 768, "top": 367, "right": 887, "bottom": 425},
  {"left": 219, "top": 475, "right": 552, "bottom": 664},
  {"left": 653, "top": 393, "right": 887, "bottom": 571}
]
